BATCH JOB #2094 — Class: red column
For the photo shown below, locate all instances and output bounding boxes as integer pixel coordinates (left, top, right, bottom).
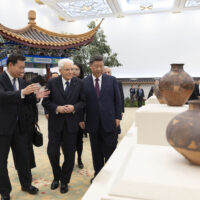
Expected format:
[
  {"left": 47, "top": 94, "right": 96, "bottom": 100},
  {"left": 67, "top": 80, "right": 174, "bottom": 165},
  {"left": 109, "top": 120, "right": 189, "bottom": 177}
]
[{"left": 46, "top": 64, "right": 51, "bottom": 81}]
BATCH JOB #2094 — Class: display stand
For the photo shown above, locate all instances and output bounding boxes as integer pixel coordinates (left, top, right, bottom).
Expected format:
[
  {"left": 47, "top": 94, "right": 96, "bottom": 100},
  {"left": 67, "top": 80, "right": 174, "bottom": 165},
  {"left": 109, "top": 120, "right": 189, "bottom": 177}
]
[{"left": 135, "top": 104, "right": 188, "bottom": 145}]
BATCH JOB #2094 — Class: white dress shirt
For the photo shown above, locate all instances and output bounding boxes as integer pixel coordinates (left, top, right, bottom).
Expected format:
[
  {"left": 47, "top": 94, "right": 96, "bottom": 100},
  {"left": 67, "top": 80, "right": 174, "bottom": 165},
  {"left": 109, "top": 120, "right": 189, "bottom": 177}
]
[
  {"left": 6, "top": 70, "right": 19, "bottom": 90},
  {"left": 62, "top": 76, "right": 71, "bottom": 90},
  {"left": 92, "top": 74, "right": 102, "bottom": 90},
  {"left": 6, "top": 70, "right": 25, "bottom": 98}
]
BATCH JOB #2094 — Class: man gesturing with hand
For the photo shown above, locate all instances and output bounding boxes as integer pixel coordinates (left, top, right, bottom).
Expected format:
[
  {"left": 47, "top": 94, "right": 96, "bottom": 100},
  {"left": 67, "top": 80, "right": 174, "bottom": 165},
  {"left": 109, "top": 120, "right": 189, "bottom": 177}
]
[
  {"left": 42, "top": 59, "right": 85, "bottom": 194},
  {"left": 0, "top": 54, "right": 49, "bottom": 200}
]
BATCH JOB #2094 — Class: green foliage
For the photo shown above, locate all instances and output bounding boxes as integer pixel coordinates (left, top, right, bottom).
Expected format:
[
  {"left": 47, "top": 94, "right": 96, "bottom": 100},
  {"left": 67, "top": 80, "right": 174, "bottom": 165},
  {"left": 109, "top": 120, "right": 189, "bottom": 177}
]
[
  {"left": 124, "top": 97, "right": 145, "bottom": 107},
  {"left": 72, "top": 21, "right": 122, "bottom": 75},
  {"left": 124, "top": 97, "right": 136, "bottom": 107}
]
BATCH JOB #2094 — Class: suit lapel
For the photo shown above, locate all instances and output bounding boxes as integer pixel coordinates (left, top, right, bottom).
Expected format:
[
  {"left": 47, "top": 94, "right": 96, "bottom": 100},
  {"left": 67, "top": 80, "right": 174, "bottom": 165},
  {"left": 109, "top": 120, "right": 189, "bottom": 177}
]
[
  {"left": 65, "top": 77, "right": 77, "bottom": 99},
  {"left": 2, "top": 71, "right": 14, "bottom": 91},
  {"left": 18, "top": 78, "right": 24, "bottom": 90},
  {"left": 89, "top": 75, "right": 98, "bottom": 98},
  {"left": 56, "top": 76, "right": 66, "bottom": 99},
  {"left": 99, "top": 74, "right": 106, "bottom": 98}
]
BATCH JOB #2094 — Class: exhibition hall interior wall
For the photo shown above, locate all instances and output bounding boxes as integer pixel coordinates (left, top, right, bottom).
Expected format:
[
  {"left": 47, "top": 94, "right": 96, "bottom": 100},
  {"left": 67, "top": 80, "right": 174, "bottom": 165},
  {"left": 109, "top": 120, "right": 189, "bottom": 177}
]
[{"left": 0, "top": 0, "right": 200, "bottom": 78}]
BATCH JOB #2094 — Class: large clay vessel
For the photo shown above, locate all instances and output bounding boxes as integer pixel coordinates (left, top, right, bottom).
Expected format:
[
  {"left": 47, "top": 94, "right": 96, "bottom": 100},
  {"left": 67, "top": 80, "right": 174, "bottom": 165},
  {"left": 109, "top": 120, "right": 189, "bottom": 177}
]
[
  {"left": 154, "top": 80, "right": 166, "bottom": 104},
  {"left": 166, "top": 100, "right": 200, "bottom": 165},
  {"left": 159, "top": 64, "right": 194, "bottom": 106}
]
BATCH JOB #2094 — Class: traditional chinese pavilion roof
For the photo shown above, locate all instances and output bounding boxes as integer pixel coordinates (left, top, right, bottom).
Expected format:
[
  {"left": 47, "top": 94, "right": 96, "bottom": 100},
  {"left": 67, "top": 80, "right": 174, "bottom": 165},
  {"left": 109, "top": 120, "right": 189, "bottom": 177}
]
[{"left": 0, "top": 10, "right": 103, "bottom": 49}]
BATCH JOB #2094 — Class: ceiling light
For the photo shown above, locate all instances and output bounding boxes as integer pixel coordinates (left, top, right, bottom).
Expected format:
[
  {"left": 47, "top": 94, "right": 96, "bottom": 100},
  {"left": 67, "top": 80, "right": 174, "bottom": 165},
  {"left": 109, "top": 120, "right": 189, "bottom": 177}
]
[
  {"left": 80, "top": 6, "right": 92, "bottom": 11},
  {"left": 185, "top": 0, "right": 200, "bottom": 7},
  {"left": 118, "top": 0, "right": 174, "bottom": 13},
  {"left": 140, "top": 5, "right": 153, "bottom": 10},
  {"left": 35, "top": 0, "right": 44, "bottom": 5},
  {"left": 58, "top": 16, "right": 66, "bottom": 21},
  {"left": 57, "top": 0, "right": 112, "bottom": 18}
]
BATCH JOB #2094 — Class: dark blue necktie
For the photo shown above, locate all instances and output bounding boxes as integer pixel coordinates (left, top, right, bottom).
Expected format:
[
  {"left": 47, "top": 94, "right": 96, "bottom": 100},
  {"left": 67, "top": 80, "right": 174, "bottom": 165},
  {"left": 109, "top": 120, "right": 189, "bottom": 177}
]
[
  {"left": 65, "top": 81, "right": 70, "bottom": 95},
  {"left": 13, "top": 78, "right": 17, "bottom": 91}
]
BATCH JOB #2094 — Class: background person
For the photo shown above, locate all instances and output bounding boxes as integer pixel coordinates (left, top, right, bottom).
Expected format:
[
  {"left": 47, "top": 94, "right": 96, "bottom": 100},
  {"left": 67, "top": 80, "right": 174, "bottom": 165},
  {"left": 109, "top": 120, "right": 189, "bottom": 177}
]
[
  {"left": 44, "top": 72, "right": 59, "bottom": 120},
  {"left": 72, "top": 63, "right": 85, "bottom": 169},
  {"left": 136, "top": 84, "right": 144, "bottom": 107},
  {"left": 130, "top": 84, "right": 136, "bottom": 106},
  {"left": 103, "top": 66, "right": 124, "bottom": 135}
]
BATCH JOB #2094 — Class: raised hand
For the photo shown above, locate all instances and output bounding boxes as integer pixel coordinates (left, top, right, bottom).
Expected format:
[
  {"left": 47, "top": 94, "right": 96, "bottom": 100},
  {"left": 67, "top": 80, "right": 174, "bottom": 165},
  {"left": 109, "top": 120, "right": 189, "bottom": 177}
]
[
  {"left": 22, "top": 84, "right": 40, "bottom": 96},
  {"left": 36, "top": 89, "right": 50, "bottom": 99}
]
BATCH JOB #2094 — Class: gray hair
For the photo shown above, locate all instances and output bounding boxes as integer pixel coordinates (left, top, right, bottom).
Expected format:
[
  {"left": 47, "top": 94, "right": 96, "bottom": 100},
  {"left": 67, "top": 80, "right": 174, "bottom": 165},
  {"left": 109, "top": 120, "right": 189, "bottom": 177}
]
[
  {"left": 104, "top": 66, "right": 111, "bottom": 72},
  {"left": 58, "top": 58, "right": 73, "bottom": 69}
]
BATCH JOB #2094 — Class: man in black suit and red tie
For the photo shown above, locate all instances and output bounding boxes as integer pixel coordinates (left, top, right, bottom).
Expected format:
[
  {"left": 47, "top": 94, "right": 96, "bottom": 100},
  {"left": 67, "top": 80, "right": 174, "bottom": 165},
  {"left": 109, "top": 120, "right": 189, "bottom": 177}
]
[
  {"left": 0, "top": 54, "right": 49, "bottom": 200},
  {"left": 42, "top": 58, "right": 85, "bottom": 194},
  {"left": 80, "top": 56, "right": 122, "bottom": 183}
]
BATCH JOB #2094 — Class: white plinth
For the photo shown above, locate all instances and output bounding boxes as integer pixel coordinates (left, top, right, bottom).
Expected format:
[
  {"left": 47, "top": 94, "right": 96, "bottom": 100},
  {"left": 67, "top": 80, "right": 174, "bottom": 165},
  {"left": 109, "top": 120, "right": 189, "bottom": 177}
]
[
  {"left": 82, "top": 123, "right": 138, "bottom": 200},
  {"left": 108, "top": 144, "right": 200, "bottom": 200},
  {"left": 135, "top": 104, "right": 188, "bottom": 146},
  {"left": 82, "top": 121, "right": 200, "bottom": 200},
  {"left": 145, "top": 95, "right": 159, "bottom": 104}
]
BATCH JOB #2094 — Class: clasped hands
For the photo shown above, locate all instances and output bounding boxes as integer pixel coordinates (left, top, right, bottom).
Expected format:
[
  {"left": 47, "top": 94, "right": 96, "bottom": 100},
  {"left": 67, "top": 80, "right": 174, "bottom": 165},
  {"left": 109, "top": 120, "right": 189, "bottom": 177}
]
[
  {"left": 22, "top": 83, "right": 50, "bottom": 99},
  {"left": 56, "top": 105, "right": 74, "bottom": 114}
]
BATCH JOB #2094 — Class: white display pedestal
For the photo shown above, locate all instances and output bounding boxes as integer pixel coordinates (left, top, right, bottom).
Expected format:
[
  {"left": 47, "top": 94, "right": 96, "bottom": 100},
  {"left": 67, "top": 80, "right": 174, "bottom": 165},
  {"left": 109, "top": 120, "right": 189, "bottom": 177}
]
[
  {"left": 145, "top": 95, "right": 159, "bottom": 104},
  {"left": 82, "top": 124, "right": 138, "bottom": 200},
  {"left": 135, "top": 104, "right": 188, "bottom": 146},
  {"left": 82, "top": 105, "right": 198, "bottom": 200},
  {"left": 107, "top": 144, "right": 200, "bottom": 200},
  {"left": 83, "top": 139, "right": 200, "bottom": 200}
]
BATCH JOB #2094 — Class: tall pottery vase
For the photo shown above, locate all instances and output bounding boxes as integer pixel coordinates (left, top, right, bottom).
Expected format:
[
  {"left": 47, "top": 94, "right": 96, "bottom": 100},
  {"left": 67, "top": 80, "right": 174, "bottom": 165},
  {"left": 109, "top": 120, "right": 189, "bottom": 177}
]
[
  {"left": 154, "top": 81, "right": 166, "bottom": 104},
  {"left": 166, "top": 100, "right": 200, "bottom": 165},
  {"left": 159, "top": 64, "right": 194, "bottom": 106}
]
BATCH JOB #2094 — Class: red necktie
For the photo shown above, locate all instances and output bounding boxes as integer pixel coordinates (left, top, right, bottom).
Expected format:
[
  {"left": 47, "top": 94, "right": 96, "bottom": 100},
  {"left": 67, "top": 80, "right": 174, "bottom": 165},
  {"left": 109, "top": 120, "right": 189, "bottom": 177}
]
[{"left": 95, "top": 78, "right": 100, "bottom": 97}]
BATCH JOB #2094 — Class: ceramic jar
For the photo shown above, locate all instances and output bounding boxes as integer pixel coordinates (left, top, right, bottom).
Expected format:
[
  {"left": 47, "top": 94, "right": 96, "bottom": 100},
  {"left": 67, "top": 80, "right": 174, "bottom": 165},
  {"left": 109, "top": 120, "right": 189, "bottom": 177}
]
[
  {"left": 166, "top": 100, "right": 200, "bottom": 165},
  {"left": 159, "top": 64, "right": 194, "bottom": 106}
]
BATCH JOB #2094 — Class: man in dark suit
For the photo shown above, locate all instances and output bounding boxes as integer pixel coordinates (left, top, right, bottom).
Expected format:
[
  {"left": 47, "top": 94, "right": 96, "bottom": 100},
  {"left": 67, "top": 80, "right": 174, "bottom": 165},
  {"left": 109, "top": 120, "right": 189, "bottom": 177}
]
[
  {"left": 44, "top": 72, "right": 59, "bottom": 120},
  {"left": 130, "top": 84, "right": 136, "bottom": 106},
  {"left": 0, "top": 54, "right": 49, "bottom": 200},
  {"left": 147, "top": 86, "right": 154, "bottom": 99},
  {"left": 136, "top": 84, "right": 144, "bottom": 107},
  {"left": 80, "top": 56, "right": 122, "bottom": 182},
  {"left": 103, "top": 66, "right": 124, "bottom": 134},
  {"left": 147, "top": 80, "right": 159, "bottom": 99},
  {"left": 42, "top": 59, "right": 85, "bottom": 194}
]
